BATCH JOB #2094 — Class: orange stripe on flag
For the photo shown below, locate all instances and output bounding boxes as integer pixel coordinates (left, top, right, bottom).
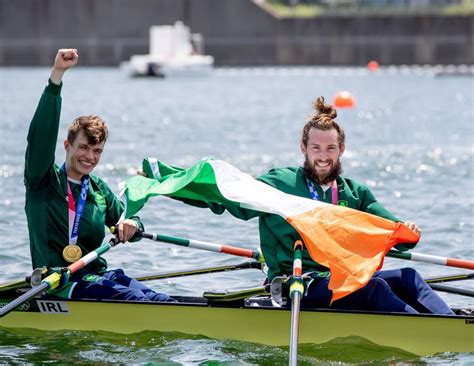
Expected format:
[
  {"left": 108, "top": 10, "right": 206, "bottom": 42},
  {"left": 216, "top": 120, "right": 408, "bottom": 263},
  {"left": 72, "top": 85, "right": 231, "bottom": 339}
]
[{"left": 287, "top": 205, "right": 419, "bottom": 303}]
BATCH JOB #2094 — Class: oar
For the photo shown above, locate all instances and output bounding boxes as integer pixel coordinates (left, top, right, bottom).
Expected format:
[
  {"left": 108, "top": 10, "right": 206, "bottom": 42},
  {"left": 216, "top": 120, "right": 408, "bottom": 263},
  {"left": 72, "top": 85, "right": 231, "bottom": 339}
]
[
  {"left": 424, "top": 273, "right": 474, "bottom": 296},
  {"left": 288, "top": 240, "right": 304, "bottom": 366},
  {"left": 134, "top": 269, "right": 470, "bottom": 286},
  {"left": 0, "top": 237, "right": 120, "bottom": 318},
  {"left": 136, "top": 256, "right": 473, "bottom": 298},
  {"left": 125, "top": 229, "right": 263, "bottom": 262},
  {"left": 124, "top": 229, "right": 474, "bottom": 301},
  {"left": 387, "top": 250, "right": 474, "bottom": 270},
  {"left": 424, "top": 272, "right": 474, "bottom": 284},
  {"left": 3, "top": 264, "right": 470, "bottom": 294},
  {"left": 428, "top": 284, "right": 474, "bottom": 297},
  {"left": 0, "top": 261, "right": 261, "bottom": 293},
  {"left": 134, "top": 261, "right": 261, "bottom": 282},
  {"left": 133, "top": 230, "right": 472, "bottom": 270},
  {"left": 204, "top": 286, "right": 269, "bottom": 302}
]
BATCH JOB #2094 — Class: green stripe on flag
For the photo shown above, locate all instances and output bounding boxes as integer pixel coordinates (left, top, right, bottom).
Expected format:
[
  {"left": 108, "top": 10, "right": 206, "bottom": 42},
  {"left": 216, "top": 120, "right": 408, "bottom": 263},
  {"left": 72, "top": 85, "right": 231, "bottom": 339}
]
[{"left": 123, "top": 158, "right": 237, "bottom": 218}]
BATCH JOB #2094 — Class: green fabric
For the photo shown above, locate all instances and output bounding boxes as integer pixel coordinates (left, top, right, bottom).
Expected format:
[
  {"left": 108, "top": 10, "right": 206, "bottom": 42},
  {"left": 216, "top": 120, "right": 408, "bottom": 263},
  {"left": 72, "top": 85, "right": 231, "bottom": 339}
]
[
  {"left": 139, "top": 158, "right": 257, "bottom": 216},
  {"left": 24, "top": 80, "right": 143, "bottom": 273},
  {"left": 124, "top": 158, "right": 236, "bottom": 219}
]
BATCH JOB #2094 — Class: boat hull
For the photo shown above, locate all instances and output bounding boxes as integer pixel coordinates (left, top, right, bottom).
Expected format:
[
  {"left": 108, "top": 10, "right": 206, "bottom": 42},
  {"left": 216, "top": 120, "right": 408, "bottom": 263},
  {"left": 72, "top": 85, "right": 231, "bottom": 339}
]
[{"left": 1, "top": 295, "right": 473, "bottom": 356}]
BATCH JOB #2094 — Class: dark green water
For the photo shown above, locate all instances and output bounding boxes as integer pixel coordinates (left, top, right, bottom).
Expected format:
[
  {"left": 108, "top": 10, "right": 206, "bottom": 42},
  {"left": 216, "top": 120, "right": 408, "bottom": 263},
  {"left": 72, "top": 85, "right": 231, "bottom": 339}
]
[{"left": 0, "top": 327, "right": 437, "bottom": 365}]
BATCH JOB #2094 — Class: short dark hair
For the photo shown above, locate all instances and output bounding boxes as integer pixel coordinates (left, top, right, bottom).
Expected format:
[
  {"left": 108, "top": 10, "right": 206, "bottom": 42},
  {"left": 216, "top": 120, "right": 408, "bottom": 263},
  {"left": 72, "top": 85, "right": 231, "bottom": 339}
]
[{"left": 67, "top": 115, "right": 108, "bottom": 145}]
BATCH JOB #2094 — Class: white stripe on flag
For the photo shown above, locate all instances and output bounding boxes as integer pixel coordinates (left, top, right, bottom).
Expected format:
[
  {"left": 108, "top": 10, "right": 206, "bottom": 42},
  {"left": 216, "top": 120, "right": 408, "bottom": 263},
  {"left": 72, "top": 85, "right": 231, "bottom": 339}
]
[{"left": 210, "top": 160, "right": 323, "bottom": 218}]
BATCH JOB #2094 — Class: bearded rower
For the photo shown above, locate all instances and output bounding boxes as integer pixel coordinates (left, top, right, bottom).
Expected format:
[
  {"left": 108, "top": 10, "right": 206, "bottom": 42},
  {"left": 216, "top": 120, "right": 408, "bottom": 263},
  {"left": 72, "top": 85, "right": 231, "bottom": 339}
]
[{"left": 175, "top": 96, "right": 454, "bottom": 314}]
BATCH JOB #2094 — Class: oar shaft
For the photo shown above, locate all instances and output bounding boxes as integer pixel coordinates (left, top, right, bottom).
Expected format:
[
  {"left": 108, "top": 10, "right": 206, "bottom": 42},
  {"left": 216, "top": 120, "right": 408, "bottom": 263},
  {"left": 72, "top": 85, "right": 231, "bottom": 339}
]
[
  {"left": 288, "top": 240, "right": 304, "bottom": 366},
  {"left": 289, "top": 291, "right": 301, "bottom": 365},
  {"left": 429, "top": 283, "right": 474, "bottom": 297},
  {"left": 140, "top": 232, "right": 260, "bottom": 260},
  {"left": 387, "top": 250, "right": 474, "bottom": 270},
  {"left": 0, "top": 283, "right": 47, "bottom": 317},
  {"left": 134, "top": 261, "right": 261, "bottom": 282},
  {"left": 425, "top": 272, "right": 474, "bottom": 284}
]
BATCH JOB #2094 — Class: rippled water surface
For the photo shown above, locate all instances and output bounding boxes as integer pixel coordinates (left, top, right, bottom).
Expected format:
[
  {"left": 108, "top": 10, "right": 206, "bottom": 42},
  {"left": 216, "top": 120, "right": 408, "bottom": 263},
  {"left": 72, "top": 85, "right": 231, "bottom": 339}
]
[{"left": 0, "top": 66, "right": 473, "bottom": 364}]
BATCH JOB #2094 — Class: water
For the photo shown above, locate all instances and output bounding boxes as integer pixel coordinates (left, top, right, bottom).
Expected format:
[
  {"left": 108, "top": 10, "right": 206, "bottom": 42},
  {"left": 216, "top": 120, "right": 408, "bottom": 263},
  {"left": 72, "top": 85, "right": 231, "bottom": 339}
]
[{"left": 0, "top": 66, "right": 473, "bottom": 364}]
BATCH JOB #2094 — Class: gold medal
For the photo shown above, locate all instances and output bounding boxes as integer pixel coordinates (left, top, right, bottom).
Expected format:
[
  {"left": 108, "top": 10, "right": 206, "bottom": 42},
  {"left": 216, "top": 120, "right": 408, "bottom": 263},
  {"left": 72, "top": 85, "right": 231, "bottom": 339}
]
[{"left": 63, "top": 244, "right": 82, "bottom": 263}]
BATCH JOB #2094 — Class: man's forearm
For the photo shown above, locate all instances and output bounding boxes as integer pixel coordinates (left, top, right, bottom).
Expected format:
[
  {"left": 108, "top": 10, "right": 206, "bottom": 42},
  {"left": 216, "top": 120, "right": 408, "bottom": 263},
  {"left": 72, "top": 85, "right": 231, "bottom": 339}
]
[{"left": 49, "top": 67, "right": 65, "bottom": 85}]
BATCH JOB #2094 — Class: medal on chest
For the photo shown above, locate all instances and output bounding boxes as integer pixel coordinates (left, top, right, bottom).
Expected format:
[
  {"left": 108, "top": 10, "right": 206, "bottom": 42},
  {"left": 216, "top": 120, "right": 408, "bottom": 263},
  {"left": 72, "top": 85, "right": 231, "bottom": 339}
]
[
  {"left": 62, "top": 164, "right": 90, "bottom": 263},
  {"left": 62, "top": 244, "right": 83, "bottom": 262}
]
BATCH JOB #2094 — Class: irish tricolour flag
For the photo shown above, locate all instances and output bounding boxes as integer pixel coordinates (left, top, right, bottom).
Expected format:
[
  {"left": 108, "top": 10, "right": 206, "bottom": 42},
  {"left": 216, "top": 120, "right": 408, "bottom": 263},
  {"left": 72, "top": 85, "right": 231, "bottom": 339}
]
[{"left": 121, "top": 158, "right": 419, "bottom": 302}]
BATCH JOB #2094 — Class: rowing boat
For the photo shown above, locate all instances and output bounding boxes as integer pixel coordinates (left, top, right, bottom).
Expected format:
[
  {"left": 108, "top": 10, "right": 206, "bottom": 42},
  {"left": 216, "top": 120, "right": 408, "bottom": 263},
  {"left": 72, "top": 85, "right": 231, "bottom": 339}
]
[{"left": 0, "top": 287, "right": 472, "bottom": 356}]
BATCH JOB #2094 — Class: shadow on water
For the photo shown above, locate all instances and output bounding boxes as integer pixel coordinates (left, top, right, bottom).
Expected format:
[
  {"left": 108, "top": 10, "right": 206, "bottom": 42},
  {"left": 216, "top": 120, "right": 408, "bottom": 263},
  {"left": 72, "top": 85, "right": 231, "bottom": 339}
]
[{"left": 0, "top": 327, "right": 436, "bottom": 365}]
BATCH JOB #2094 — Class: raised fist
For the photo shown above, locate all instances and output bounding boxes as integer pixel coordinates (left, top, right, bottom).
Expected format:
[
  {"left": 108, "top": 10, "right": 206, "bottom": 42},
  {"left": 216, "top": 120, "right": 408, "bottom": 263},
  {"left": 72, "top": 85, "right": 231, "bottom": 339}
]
[{"left": 53, "top": 49, "right": 79, "bottom": 71}]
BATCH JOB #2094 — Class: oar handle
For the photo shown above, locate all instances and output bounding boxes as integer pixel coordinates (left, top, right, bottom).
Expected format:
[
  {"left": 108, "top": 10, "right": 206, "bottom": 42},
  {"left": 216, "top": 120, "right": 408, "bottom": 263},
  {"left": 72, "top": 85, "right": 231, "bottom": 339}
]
[
  {"left": 387, "top": 250, "right": 474, "bottom": 270},
  {"left": 135, "top": 230, "right": 262, "bottom": 261}
]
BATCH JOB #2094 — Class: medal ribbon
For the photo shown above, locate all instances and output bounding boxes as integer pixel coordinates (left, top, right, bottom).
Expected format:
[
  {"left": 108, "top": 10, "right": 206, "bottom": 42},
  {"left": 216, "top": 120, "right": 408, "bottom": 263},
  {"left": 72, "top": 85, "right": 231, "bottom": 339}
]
[
  {"left": 62, "top": 164, "right": 90, "bottom": 245},
  {"left": 305, "top": 178, "right": 338, "bottom": 205}
]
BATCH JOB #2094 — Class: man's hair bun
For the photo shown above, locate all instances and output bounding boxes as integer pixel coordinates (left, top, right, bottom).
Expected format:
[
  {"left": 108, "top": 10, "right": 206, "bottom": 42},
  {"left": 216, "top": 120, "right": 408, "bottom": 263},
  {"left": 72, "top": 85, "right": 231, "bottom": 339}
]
[{"left": 313, "top": 96, "right": 337, "bottom": 120}]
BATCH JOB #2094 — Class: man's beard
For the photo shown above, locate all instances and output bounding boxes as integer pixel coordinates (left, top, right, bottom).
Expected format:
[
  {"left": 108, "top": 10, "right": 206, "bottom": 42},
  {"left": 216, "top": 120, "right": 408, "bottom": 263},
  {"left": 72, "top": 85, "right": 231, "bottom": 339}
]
[{"left": 303, "top": 156, "right": 343, "bottom": 185}]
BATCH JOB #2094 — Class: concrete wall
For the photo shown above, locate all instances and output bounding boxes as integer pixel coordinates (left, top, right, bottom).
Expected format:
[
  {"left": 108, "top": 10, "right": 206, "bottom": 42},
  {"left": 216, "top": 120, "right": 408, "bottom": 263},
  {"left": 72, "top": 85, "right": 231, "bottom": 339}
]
[
  {"left": 0, "top": 0, "right": 472, "bottom": 65},
  {"left": 273, "top": 15, "right": 473, "bottom": 65}
]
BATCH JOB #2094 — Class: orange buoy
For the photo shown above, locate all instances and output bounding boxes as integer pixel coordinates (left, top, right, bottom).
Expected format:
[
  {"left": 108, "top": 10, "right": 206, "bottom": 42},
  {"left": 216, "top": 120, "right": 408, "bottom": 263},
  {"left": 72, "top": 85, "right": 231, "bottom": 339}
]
[
  {"left": 367, "top": 60, "right": 379, "bottom": 71},
  {"left": 333, "top": 91, "right": 355, "bottom": 108}
]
